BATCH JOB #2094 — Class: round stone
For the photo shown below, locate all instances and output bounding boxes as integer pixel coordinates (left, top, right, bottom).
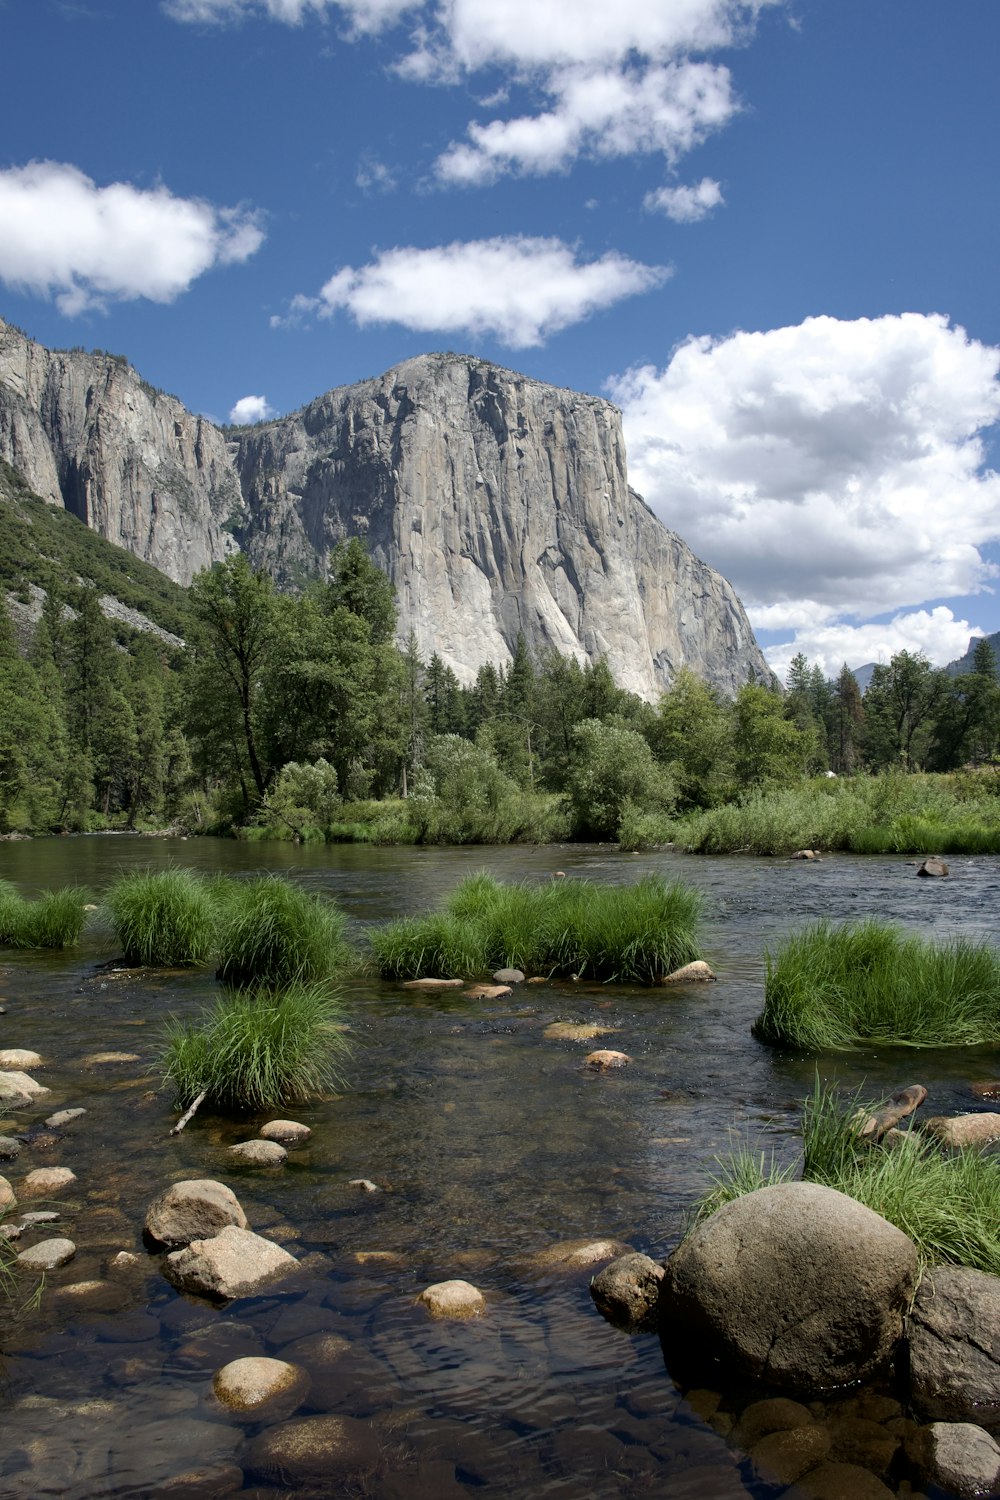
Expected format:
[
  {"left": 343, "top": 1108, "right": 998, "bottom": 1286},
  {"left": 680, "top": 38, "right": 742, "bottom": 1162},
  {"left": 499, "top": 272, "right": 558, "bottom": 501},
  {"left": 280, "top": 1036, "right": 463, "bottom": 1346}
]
[
  {"left": 0, "top": 1049, "right": 43, "bottom": 1068},
  {"left": 228, "top": 1139, "right": 287, "bottom": 1166},
  {"left": 0, "top": 1175, "right": 18, "bottom": 1211},
  {"left": 17, "top": 1237, "right": 76, "bottom": 1271},
  {"left": 144, "top": 1179, "right": 248, "bottom": 1249},
  {"left": 584, "top": 1049, "right": 632, "bottom": 1069},
  {"left": 213, "top": 1355, "right": 308, "bottom": 1414},
  {"left": 493, "top": 968, "right": 525, "bottom": 984},
  {"left": 260, "top": 1119, "right": 311, "bottom": 1143},
  {"left": 544, "top": 1021, "right": 614, "bottom": 1042},
  {"left": 418, "top": 1279, "right": 486, "bottom": 1319},
  {"left": 22, "top": 1167, "right": 76, "bottom": 1196},
  {"left": 245, "top": 1414, "right": 377, "bottom": 1485},
  {"left": 0, "top": 1136, "right": 20, "bottom": 1159}
]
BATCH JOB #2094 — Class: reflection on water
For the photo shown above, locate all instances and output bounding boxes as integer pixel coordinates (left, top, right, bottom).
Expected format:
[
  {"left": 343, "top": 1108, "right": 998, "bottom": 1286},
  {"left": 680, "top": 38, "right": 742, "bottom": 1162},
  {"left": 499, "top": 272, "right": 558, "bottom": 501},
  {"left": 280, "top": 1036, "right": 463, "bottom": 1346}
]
[{"left": 0, "top": 836, "right": 998, "bottom": 1497}]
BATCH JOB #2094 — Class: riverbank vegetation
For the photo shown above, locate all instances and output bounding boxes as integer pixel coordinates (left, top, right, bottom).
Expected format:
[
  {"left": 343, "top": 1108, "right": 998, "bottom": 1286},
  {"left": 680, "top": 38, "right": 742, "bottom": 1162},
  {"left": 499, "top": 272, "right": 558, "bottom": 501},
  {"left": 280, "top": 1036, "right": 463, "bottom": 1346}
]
[
  {"left": 0, "top": 880, "right": 88, "bottom": 949},
  {"left": 699, "top": 1081, "right": 1000, "bottom": 1275},
  {"left": 371, "top": 873, "right": 702, "bottom": 984},
  {"left": 215, "top": 876, "right": 352, "bottom": 988},
  {"left": 105, "top": 867, "right": 219, "bottom": 966},
  {"left": 755, "top": 919, "right": 1000, "bottom": 1049},
  {"left": 3, "top": 502, "right": 1000, "bottom": 849}
]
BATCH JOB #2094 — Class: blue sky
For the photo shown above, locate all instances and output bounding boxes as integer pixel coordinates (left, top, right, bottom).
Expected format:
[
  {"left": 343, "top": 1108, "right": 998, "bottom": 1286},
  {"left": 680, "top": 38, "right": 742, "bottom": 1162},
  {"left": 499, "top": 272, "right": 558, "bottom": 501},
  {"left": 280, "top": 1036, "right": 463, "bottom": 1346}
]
[{"left": 2, "top": 0, "right": 999, "bottom": 677}]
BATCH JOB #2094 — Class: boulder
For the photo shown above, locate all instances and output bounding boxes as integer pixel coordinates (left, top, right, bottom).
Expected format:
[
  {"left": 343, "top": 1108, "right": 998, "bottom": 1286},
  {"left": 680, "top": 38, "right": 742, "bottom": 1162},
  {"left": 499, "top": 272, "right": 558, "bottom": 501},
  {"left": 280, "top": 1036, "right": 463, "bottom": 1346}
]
[
  {"left": 584, "top": 1049, "right": 632, "bottom": 1069},
  {"left": 790, "top": 849, "right": 820, "bottom": 860},
  {"left": 164, "top": 1225, "right": 297, "bottom": 1300},
  {"left": 17, "top": 1237, "right": 76, "bottom": 1271},
  {"left": 244, "top": 1414, "right": 377, "bottom": 1485},
  {"left": 0, "top": 1174, "right": 16, "bottom": 1210},
  {"left": 589, "top": 1252, "right": 664, "bottom": 1331},
  {"left": 0, "top": 1136, "right": 20, "bottom": 1159},
  {"left": 212, "top": 1356, "right": 309, "bottom": 1416},
  {"left": 909, "top": 1422, "right": 1000, "bottom": 1500},
  {"left": 418, "top": 1279, "right": 486, "bottom": 1319},
  {"left": 657, "top": 960, "right": 716, "bottom": 984},
  {"left": 493, "top": 969, "right": 525, "bottom": 984},
  {"left": 260, "top": 1119, "right": 311, "bottom": 1143},
  {"left": 908, "top": 1265, "right": 1000, "bottom": 1422},
  {"left": 917, "top": 856, "right": 948, "bottom": 877},
  {"left": 0, "top": 1071, "right": 49, "bottom": 1102},
  {"left": 732, "top": 1397, "right": 814, "bottom": 1449},
  {"left": 924, "top": 1112, "right": 1000, "bottom": 1147},
  {"left": 659, "top": 1182, "right": 918, "bottom": 1393},
  {"left": 22, "top": 1166, "right": 76, "bottom": 1195},
  {"left": 0, "top": 1049, "right": 43, "bottom": 1068},
  {"left": 144, "top": 1179, "right": 248, "bottom": 1248},
  {"left": 228, "top": 1140, "right": 287, "bottom": 1167}
]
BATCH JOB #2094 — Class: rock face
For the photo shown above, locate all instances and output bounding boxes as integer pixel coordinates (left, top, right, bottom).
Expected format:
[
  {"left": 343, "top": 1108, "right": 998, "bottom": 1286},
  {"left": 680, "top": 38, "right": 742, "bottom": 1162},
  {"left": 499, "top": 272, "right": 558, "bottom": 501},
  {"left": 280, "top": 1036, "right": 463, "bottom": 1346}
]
[
  {"left": 908, "top": 1266, "right": 1000, "bottom": 1422},
  {"left": 659, "top": 1182, "right": 919, "bottom": 1394},
  {"left": 0, "top": 324, "right": 771, "bottom": 700}
]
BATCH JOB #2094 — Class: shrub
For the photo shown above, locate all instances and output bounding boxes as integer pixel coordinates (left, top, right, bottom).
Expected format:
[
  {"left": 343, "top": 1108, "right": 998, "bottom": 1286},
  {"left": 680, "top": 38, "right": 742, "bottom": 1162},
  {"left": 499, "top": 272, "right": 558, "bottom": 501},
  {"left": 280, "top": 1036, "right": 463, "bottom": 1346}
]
[
  {"left": 370, "top": 873, "right": 702, "bottom": 984},
  {"left": 162, "top": 982, "right": 348, "bottom": 1111},
  {"left": 0, "top": 880, "right": 88, "bottom": 949},
  {"left": 565, "top": 718, "right": 675, "bottom": 840},
  {"left": 216, "top": 875, "right": 351, "bottom": 988},
  {"left": 105, "top": 868, "right": 219, "bottom": 966},
  {"left": 755, "top": 919, "right": 1000, "bottom": 1049}
]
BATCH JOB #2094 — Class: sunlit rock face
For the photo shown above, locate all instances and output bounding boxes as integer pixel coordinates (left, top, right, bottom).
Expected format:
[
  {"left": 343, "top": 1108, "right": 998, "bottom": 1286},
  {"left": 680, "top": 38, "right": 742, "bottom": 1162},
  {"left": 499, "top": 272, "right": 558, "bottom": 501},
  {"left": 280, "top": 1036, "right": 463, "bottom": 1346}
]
[{"left": 0, "top": 326, "right": 770, "bottom": 699}]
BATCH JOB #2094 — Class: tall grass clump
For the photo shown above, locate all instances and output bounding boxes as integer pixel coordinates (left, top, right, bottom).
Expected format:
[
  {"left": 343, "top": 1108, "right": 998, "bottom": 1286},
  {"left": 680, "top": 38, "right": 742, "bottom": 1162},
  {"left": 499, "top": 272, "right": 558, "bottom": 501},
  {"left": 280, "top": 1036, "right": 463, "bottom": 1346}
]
[
  {"left": 370, "top": 873, "right": 702, "bottom": 984},
  {"left": 105, "top": 868, "right": 220, "bottom": 966},
  {"left": 697, "top": 1079, "right": 1000, "bottom": 1275},
  {"left": 755, "top": 918, "right": 1000, "bottom": 1049},
  {"left": 0, "top": 880, "right": 88, "bottom": 949},
  {"left": 215, "top": 876, "right": 351, "bottom": 988},
  {"left": 162, "top": 982, "right": 348, "bottom": 1111}
]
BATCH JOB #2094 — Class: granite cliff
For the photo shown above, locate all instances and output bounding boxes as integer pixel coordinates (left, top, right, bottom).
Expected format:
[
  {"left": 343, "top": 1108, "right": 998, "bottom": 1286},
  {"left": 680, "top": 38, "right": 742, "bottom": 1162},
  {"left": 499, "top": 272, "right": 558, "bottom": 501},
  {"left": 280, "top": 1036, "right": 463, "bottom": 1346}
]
[{"left": 0, "top": 321, "right": 770, "bottom": 699}]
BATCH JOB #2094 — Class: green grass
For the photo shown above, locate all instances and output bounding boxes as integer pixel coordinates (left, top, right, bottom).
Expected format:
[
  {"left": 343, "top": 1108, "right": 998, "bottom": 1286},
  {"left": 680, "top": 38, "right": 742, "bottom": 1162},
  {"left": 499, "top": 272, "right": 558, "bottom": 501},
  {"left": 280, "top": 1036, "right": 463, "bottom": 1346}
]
[
  {"left": 370, "top": 873, "right": 702, "bottom": 984},
  {"left": 0, "top": 880, "right": 88, "bottom": 948},
  {"left": 696, "top": 1079, "right": 1000, "bottom": 1276},
  {"left": 755, "top": 919, "right": 1000, "bottom": 1049},
  {"left": 161, "top": 982, "right": 348, "bottom": 1111},
  {"left": 104, "top": 868, "right": 221, "bottom": 966},
  {"left": 215, "top": 875, "right": 352, "bottom": 988}
]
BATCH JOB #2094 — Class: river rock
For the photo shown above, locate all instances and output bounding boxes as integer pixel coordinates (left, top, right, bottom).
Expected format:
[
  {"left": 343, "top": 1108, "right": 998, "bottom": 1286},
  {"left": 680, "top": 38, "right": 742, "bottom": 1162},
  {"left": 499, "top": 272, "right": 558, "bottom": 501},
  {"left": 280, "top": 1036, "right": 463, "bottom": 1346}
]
[
  {"left": 543, "top": 1021, "right": 614, "bottom": 1042},
  {"left": 749, "top": 1424, "right": 831, "bottom": 1485},
  {"left": 0, "top": 1049, "right": 43, "bottom": 1068},
  {"left": 908, "top": 1265, "right": 1000, "bottom": 1422},
  {"left": 418, "top": 1279, "right": 486, "bottom": 1319},
  {"left": 792, "top": 1461, "right": 896, "bottom": 1499},
  {"left": 401, "top": 978, "right": 464, "bottom": 990},
  {"left": 0, "top": 1135, "right": 20, "bottom": 1159},
  {"left": 151, "top": 1463, "right": 246, "bottom": 1499},
  {"left": 529, "top": 1237, "right": 633, "bottom": 1273},
  {"left": 493, "top": 969, "right": 525, "bottom": 984},
  {"left": 657, "top": 961, "right": 716, "bottom": 983},
  {"left": 17, "top": 1236, "right": 76, "bottom": 1271},
  {"left": 213, "top": 1356, "right": 309, "bottom": 1415},
  {"left": 22, "top": 1166, "right": 76, "bottom": 1195},
  {"left": 144, "top": 1179, "right": 248, "bottom": 1248},
  {"left": 589, "top": 1252, "right": 664, "bottom": 1331},
  {"left": 659, "top": 1182, "right": 918, "bottom": 1393},
  {"left": 924, "top": 1112, "right": 1000, "bottom": 1147},
  {"left": 463, "top": 983, "right": 512, "bottom": 999},
  {"left": 81, "top": 1051, "right": 141, "bottom": 1066},
  {"left": 0, "top": 1174, "right": 16, "bottom": 1211},
  {"left": 822, "top": 1414, "right": 898, "bottom": 1474},
  {"left": 732, "top": 1397, "right": 815, "bottom": 1449},
  {"left": 20, "top": 1209, "right": 59, "bottom": 1223},
  {"left": 45, "top": 1108, "right": 86, "bottom": 1128},
  {"left": 917, "top": 856, "right": 949, "bottom": 877},
  {"left": 260, "top": 1119, "right": 311, "bottom": 1143},
  {"left": 244, "top": 1413, "right": 377, "bottom": 1486},
  {"left": 228, "top": 1139, "right": 287, "bottom": 1167},
  {"left": 348, "top": 1178, "right": 380, "bottom": 1192},
  {"left": 909, "top": 1422, "right": 1000, "bottom": 1499},
  {"left": 790, "top": 849, "right": 820, "bottom": 860},
  {"left": 0, "top": 1071, "right": 49, "bottom": 1102},
  {"left": 584, "top": 1049, "right": 631, "bottom": 1069},
  {"left": 164, "top": 1225, "right": 297, "bottom": 1299}
]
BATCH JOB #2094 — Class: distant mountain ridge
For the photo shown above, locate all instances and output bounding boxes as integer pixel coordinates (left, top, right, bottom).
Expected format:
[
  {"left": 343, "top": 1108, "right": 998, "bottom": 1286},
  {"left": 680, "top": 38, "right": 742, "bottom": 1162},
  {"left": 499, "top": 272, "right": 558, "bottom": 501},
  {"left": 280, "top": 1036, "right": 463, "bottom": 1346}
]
[{"left": 0, "top": 318, "right": 772, "bottom": 700}]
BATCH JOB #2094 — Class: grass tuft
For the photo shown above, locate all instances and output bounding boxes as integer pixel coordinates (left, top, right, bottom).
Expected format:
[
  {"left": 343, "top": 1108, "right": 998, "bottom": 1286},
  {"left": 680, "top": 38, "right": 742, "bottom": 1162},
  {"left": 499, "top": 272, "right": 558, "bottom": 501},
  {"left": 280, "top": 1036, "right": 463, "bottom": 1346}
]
[
  {"left": 754, "top": 918, "right": 1000, "bottom": 1050},
  {"left": 161, "top": 981, "right": 348, "bottom": 1112},
  {"left": 105, "top": 868, "right": 221, "bottom": 966},
  {"left": 370, "top": 873, "right": 702, "bottom": 984},
  {"left": 215, "top": 876, "right": 352, "bottom": 989},
  {"left": 0, "top": 880, "right": 88, "bottom": 949}
]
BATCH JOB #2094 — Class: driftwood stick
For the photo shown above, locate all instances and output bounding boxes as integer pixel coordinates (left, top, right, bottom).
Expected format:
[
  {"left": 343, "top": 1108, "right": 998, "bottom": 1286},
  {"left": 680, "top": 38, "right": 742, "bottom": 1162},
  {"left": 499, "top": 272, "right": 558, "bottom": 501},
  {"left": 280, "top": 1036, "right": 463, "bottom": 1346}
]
[
  {"left": 856, "top": 1084, "right": 928, "bottom": 1141},
  {"left": 170, "top": 1089, "right": 207, "bottom": 1136}
]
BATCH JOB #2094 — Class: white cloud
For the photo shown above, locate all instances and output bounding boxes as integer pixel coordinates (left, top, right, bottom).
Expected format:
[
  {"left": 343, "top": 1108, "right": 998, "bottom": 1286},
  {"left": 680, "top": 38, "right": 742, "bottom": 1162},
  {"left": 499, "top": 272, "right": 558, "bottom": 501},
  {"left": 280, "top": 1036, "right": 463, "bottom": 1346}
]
[
  {"left": 228, "top": 394, "right": 276, "bottom": 423},
  {"left": 609, "top": 314, "right": 1000, "bottom": 629},
  {"left": 763, "top": 609, "right": 982, "bottom": 682},
  {"left": 163, "top": 0, "right": 413, "bottom": 31},
  {"left": 435, "top": 62, "right": 735, "bottom": 183},
  {"left": 645, "top": 176, "right": 723, "bottom": 221},
  {"left": 355, "top": 156, "right": 397, "bottom": 192},
  {"left": 0, "top": 161, "right": 264, "bottom": 315},
  {"left": 308, "top": 235, "right": 668, "bottom": 347}
]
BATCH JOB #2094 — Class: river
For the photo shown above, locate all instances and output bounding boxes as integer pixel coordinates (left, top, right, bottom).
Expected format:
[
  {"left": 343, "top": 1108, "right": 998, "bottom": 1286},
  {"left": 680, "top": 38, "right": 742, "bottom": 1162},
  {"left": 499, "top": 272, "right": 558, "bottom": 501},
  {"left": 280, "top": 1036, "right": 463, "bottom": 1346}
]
[{"left": 0, "top": 836, "right": 996, "bottom": 1499}]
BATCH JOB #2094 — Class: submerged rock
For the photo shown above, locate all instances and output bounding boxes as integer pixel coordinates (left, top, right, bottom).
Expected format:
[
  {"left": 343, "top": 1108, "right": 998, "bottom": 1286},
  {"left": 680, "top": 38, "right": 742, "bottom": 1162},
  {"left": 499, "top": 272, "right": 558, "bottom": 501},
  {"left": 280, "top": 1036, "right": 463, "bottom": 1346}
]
[
  {"left": 909, "top": 1422, "right": 1000, "bottom": 1500},
  {"left": 81, "top": 1051, "right": 141, "bottom": 1066},
  {"left": 22, "top": 1166, "right": 76, "bottom": 1195},
  {"left": 45, "top": 1108, "right": 86, "bottom": 1128},
  {"left": 164, "top": 1225, "right": 297, "bottom": 1300},
  {"left": 0, "top": 1135, "right": 20, "bottom": 1159},
  {"left": 213, "top": 1355, "right": 309, "bottom": 1416},
  {"left": 401, "top": 978, "right": 464, "bottom": 990},
  {"left": 584, "top": 1049, "right": 632, "bottom": 1069},
  {"left": 528, "top": 1237, "right": 633, "bottom": 1273},
  {"left": 348, "top": 1178, "right": 380, "bottom": 1193},
  {"left": 144, "top": 1179, "right": 248, "bottom": 1248},
  {"left": 908, "top": 1266, "right": 1000, "bottom": 1422},
  {"left": 463, "top": 983, "right": 512, "bottom": 999},
  {"left": 543, "top": 1021, "right": 615, "bottom": 1042},
  {"left": 17, "top": 1237, "right": 76, "bottom": 1271},
  {"left": 660, "top": 1182, "right": 918, "bottom": 1394},
  {"left": 228, "top": 1139, "right": 287, "bottom": 1167},
  {"left": 657, "top": 961, "right": 716, "bottom": 984},
  {"left": 244, "top": 1413, "right": 377, "bottom": 1486},
  {"left": 417, "top": 1280, "right": 486, "bottom": 1319},
  {"left": 589, "top": 1252, "right": 664, "bottom": 1331}
]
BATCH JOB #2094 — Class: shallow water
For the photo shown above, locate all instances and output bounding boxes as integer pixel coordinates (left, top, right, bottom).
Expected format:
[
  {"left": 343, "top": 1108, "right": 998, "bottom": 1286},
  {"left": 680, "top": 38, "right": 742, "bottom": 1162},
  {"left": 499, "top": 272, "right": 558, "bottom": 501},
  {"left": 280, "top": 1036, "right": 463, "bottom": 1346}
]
[{"left": 0, "top": 836, "right": 997, "bottom": 1499}]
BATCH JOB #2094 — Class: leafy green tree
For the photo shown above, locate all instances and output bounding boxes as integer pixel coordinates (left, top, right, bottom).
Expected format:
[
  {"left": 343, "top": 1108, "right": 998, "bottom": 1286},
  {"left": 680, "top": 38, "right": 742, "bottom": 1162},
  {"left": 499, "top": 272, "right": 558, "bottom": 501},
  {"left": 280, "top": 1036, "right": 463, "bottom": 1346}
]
[
  {"left": 565, "top": 717, "right": 675, "bottom": 839},
  {"left": 0, "top": 595, "right": 67, "bottom": 830},
  {"left": 425, "top": 654, "right": 464, "bottom": 735},
  {"left": 862, "top": 651, "right": 944, "bottom": 770},
  {"left": 652, "top": 667, "right": 732, "bottom": 807},
  {"left": 828, "top": 664, "right": 864, "bottom": 774},
  {"left": 731, "top": 684, "right": 811, "bottom": 791}
]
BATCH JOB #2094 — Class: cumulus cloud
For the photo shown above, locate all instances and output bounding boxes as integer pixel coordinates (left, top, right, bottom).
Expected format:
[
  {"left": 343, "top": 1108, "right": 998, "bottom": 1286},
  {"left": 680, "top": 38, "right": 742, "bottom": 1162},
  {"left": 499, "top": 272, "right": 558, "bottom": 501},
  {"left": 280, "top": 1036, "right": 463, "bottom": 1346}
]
[
  {"left": 0, "top": 161, "right": 264, "bottom": 315},
  {"left": 305, "top": 235, "right": 668, "bottom": 347},
  {"left": 228, "top": 394, "right": 276, "bottom": 423},
  {"left": 762, "top": 609, "right": 983, "bottom": 682},
  {"left": 644, "top": 176, "right": 723, "bottom": 221},
  {"left": 163, "top": 0, "right": 413, "bottom": 30},
  {"left": 609, "top": 315, "right": 1000, "bottom": 645}
]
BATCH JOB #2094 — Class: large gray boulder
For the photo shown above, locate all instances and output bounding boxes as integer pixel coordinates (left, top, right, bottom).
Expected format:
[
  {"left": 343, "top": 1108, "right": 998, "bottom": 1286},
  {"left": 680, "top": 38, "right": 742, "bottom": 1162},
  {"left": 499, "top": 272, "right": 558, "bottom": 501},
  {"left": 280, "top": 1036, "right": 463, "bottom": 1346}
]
[
  {"left": 908, "top": 1422, "right": 1000, "bottom": 1500},
  {"left": 164, "top": 1226, "right": 297, "bottom": 1300},
  {"left": 589, "top": 1252, "right": 664, "bottom": 1331},
  {"left": 660, "top": 1182, "right": 918, "bottom": 1394},
  {"left": 144, "top": 1179, "right": 248, "bottom": 1249},
  {"left": 908, "top": 1265, "right": 1000, "bottom": 1422}
]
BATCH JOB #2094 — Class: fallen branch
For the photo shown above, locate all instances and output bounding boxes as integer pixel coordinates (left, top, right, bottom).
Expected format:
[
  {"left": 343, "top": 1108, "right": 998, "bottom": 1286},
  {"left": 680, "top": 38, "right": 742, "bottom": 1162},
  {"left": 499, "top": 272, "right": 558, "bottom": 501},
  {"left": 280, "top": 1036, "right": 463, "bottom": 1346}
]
[
  {"left": 170, "top": 1089, "right": 207, "bottom": 1136},
  {"left": 856, "top": 1084, "right": 928, "bottom": 1141}
]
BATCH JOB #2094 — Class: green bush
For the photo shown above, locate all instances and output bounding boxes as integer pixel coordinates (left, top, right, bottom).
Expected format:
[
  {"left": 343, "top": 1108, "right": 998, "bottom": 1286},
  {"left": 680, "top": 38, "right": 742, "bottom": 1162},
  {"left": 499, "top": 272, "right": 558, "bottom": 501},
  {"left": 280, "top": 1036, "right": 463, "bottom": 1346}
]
[
  {"left": 105, "top": 868, "right": 220, "bottom": 966},
  {"left": 162, "top": 982, "right": 348, "bottom": 1111},
  {"left": 370, "top": 873, "right": 702, "bottom": 984},
  {"left": 755, "top": 919, "right": 1000, "bottom": 1049},
  {"left": 0, "top": 880, "right": 88, "bottom": 949},
  {"left": 565, "top": 718, "right": 675, "bottom": 840},
  {"left": 216, "top": 875, "right": 351, "bottom": 988}
]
